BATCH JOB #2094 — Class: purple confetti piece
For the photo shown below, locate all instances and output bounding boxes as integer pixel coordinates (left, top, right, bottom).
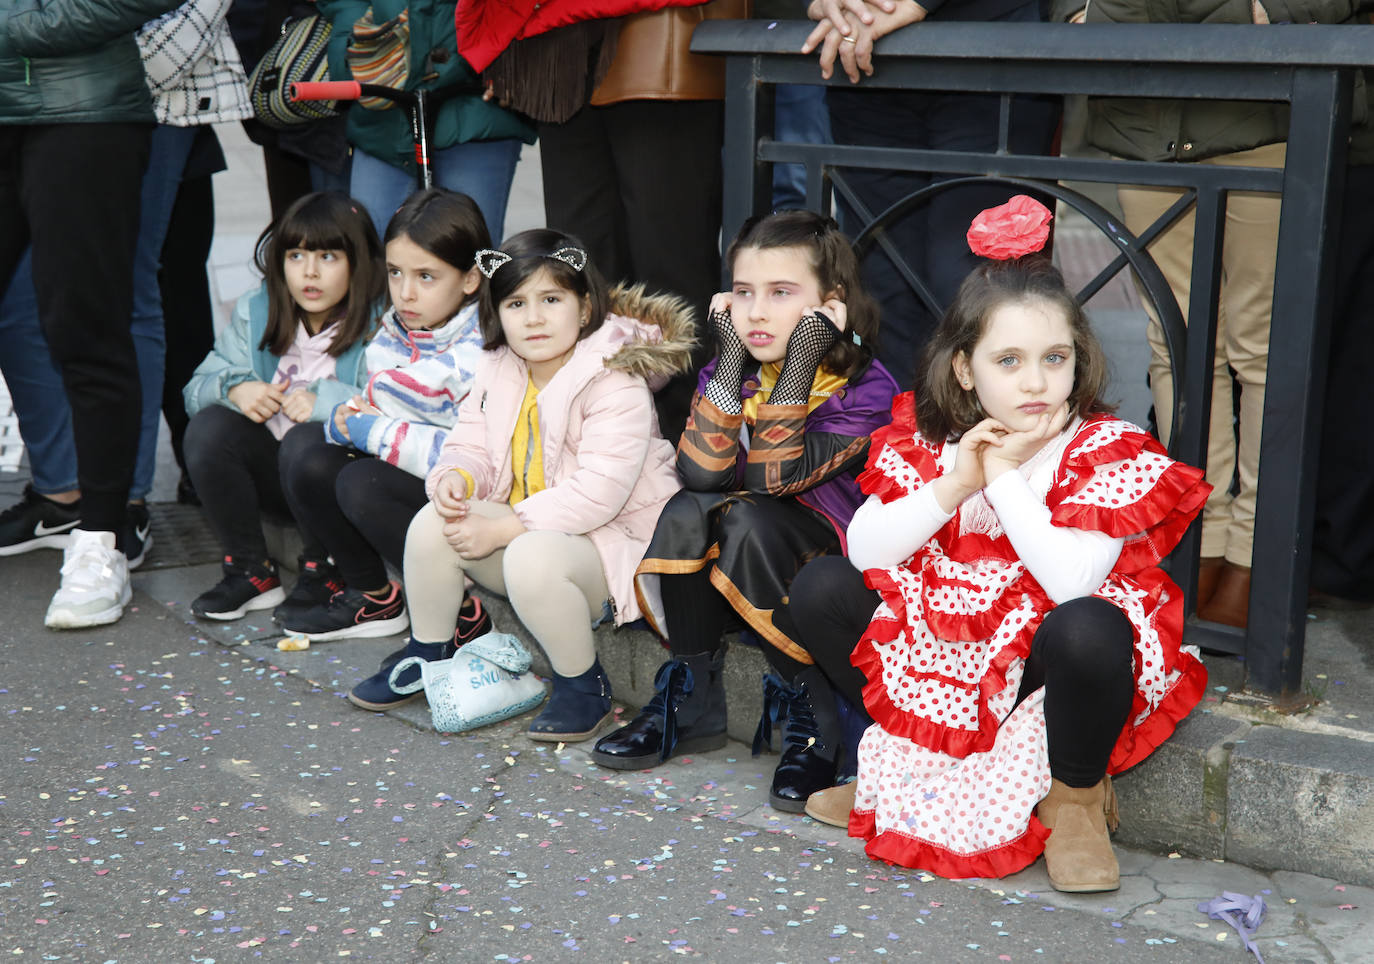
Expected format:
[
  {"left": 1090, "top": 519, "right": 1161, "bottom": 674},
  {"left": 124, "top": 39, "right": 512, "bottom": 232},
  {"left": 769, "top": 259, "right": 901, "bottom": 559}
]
[{"left": 1197, "top": 891, "right": 1267, "bottom": 963}]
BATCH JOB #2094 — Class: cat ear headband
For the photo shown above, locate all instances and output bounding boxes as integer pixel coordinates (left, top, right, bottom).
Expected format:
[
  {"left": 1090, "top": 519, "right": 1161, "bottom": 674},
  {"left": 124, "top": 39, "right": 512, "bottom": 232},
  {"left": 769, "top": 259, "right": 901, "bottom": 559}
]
[
  {"left": 475, "top": 245, "right": 588, "bottom": 279},
  {"left": 966, "top": 195, "right": 1053, "bottom": 260}
]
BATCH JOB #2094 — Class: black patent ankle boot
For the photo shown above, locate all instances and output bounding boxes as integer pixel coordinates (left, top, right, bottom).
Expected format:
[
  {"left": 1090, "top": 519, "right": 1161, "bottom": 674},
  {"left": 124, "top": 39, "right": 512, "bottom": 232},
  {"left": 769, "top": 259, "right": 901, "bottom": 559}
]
[
  {"left": 756, "top": 667, "right": 842, "bottom": 813},
  {"left": 590, "top": 649, "right": 727, "bottom": 770}
]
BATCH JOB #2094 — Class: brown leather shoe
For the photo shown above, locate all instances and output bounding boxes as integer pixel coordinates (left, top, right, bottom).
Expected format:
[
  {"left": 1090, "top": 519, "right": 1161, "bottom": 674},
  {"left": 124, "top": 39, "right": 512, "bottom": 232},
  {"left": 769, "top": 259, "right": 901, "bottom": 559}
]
[
  {"left": 804, "top": 782, "right": 856, "bottom": 828},
  {"left": 1037, "top": 777, "right": 1120, "bottom": 893},
  {"left": 1195, "top": 556, "right": 1225, "bottom": 611},
  {"left": 1198, "top": 562, "right": 1251, "bottom": 628}
]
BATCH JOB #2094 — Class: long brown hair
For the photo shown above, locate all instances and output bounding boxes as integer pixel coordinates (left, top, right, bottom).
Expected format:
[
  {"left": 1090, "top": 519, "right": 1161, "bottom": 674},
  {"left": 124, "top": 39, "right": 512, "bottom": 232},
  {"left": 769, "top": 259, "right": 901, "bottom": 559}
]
[
  {"left": 915, "top": 256, "right": 1114, "bottom": 442},
  {"left": 253, "top": 192, "right": 385, "bottom": 357},
  {"left": 385, "top": 188, "right": 490, "bottom": 311},
  {"left": 724, "top": 209, "right": 879, "bottom": 381}
]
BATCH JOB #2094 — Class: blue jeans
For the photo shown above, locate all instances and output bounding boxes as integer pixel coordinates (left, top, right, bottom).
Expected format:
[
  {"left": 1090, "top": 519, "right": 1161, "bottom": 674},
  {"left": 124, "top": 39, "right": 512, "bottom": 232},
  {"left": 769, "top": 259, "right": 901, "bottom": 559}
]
[
  {"left": 130, "top": 124, "right": 199, "bottom": 501},
  {"left": 0, "top": 249, "right": 77, "bottom": 494},
  {"left": 772, "top": 83, "right": 833, "bottom": 212},
  {"left": 349, "top": 139, "right": 522, "bottom": 241}
]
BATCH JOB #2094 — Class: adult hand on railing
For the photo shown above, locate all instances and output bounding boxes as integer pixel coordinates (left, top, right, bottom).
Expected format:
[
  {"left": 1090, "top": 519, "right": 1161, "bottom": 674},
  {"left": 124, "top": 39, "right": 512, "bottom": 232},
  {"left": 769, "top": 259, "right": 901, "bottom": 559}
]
[{"left": 803, "top": 0, "right": 929, "bottom": 84}]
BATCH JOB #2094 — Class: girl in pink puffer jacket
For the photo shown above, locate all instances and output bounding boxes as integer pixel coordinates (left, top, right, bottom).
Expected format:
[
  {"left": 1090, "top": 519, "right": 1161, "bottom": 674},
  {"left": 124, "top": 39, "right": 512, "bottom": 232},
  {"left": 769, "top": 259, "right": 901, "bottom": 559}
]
[{"left": 351, "top": 228, "right": 695, "bottom": 736}]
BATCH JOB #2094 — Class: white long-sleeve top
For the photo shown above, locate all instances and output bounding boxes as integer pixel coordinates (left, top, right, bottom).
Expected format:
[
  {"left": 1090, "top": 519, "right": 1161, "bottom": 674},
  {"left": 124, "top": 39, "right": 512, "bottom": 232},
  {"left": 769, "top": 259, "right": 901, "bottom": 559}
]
[{"left": 847, "top": 422, "right": 1124, "bottom": 604}]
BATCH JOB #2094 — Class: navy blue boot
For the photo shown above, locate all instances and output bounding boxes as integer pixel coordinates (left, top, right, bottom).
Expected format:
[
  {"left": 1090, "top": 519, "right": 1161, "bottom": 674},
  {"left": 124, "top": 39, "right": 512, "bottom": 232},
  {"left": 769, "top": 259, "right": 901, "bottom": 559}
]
[
  {"left": 348, "top": 636, "right": 455, "bottom": 711},
  {"left": 590, "top": 650, "right": 727, "bottom": 769},
  {"left": 527, "top": 658, "right": 613, "bottom": 742},
  {"left": 755, "top": 668, "right": 844, "bottom": 813}
]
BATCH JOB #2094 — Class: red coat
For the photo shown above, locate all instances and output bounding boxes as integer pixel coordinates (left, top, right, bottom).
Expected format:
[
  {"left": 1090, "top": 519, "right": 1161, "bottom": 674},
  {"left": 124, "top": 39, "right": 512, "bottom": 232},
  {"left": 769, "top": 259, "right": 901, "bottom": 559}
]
[{"left": 455, "top": 0, "right": 707, "bottom": 72}]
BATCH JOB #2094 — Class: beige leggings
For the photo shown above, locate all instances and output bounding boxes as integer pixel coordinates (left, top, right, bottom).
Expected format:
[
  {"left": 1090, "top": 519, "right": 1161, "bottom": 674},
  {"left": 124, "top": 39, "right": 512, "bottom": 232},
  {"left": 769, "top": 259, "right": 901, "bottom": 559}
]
[{"left": 404, "top": 501, "right": 610, "bottom": 676}]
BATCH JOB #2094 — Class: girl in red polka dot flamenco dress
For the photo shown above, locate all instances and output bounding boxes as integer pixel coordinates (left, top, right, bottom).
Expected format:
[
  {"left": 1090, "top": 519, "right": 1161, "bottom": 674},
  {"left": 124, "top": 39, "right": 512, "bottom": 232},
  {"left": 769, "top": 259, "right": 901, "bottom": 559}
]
[{"left": 795, "top": 196, "right": 1211, "bottom": 893}]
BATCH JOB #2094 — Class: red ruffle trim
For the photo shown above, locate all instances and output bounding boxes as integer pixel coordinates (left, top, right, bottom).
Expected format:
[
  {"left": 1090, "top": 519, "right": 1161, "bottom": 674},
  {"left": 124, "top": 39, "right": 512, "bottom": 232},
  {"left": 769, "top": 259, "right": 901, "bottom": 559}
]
[
  {"left": 854, "top": 565, "right": 1042, "bottom": 758},
  {"left": 858, "top": 392, "right": 943, "bottom": 505},
  {"left": 1109, "top": 646, "right": 1207, "bottom": 773},
  {"left": 850, "top": 807, "right": 1052, "bottom": 879},
  {"left": 1050, "top": 417, "right": 1211, "bottom": 573}
]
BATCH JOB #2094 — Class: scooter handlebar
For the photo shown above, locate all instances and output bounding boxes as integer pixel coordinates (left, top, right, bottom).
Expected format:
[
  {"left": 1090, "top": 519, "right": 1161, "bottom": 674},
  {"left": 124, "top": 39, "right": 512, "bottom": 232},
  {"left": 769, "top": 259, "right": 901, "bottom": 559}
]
[{"left": 290, "top": 81, "right": 361, "bottom": 102}]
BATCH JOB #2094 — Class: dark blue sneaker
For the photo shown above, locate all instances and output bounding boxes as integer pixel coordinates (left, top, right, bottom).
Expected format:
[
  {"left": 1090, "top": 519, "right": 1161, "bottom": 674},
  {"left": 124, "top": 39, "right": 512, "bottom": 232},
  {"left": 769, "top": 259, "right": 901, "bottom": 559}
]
[{"left": 348, "top": 636, "right": 453, "bottom": 711}]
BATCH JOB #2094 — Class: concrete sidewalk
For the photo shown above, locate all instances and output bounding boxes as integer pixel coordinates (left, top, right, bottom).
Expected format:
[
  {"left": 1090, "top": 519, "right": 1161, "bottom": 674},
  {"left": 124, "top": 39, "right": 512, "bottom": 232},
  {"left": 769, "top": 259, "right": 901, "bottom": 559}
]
[{"left": 3, "top": 548, "right": 1371, "bottom": 962}]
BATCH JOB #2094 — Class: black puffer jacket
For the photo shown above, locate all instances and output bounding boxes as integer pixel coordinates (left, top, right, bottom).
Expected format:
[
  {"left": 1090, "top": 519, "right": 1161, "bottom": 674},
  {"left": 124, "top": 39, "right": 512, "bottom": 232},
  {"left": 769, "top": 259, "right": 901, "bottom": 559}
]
[
  {"left": 1, "top": 0, "right": 181, "bottom": 124},
  {"left": 1082, "top": 0, "right": 1373, "bottom": 162}
]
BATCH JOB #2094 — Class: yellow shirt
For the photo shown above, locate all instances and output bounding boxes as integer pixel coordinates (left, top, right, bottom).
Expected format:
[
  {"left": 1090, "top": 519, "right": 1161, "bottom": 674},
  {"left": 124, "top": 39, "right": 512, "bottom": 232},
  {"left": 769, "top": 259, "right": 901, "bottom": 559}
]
[
  {"left": 508, "top": 376, "right": 546, "bottom": 505},
  {"left": 742, "top": 363, "right": 847, "bottom": 421}
]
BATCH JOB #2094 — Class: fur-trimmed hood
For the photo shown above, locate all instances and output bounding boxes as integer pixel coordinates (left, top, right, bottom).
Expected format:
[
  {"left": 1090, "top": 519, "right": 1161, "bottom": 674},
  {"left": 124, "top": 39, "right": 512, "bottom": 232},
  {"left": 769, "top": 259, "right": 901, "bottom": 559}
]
[{"left": 598, "top": 282, "right": 698, "bottom": 386}]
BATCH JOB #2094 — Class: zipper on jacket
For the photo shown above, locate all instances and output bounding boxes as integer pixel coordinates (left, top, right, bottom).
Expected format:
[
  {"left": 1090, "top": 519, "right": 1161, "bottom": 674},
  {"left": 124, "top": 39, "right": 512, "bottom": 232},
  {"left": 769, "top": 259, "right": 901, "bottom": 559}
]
[{"left": 23, "top": 57, "right": 31, "bottom": 85}]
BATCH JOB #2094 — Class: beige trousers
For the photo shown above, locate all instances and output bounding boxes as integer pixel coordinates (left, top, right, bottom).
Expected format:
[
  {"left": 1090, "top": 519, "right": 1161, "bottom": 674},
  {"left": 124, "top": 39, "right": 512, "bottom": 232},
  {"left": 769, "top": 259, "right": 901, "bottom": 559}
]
[
  {"left": 1117, "top": 141, "right": 1285, "bottom": 567},
  {"left": 404, "top": 501, "right": 610, "bottom": 676}
]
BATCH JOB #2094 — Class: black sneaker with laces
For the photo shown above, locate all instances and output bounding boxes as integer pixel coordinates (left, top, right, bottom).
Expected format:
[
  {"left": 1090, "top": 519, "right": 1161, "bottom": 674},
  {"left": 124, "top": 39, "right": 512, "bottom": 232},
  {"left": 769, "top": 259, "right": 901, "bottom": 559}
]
[
  {"left": 273, "top": 556, "right": 345, "bottom": 626},
  {"left": 192, "top": 556, "right": 287, "bottom": 620},
  {"left": 125, "top": 502, "right": 153, "bottom": 570},
  {"left": 279, "top": 581, "right": 409, "bottom": 641},
  {"left": 0, "top": 484, "right": 81, "bottom": 556}
]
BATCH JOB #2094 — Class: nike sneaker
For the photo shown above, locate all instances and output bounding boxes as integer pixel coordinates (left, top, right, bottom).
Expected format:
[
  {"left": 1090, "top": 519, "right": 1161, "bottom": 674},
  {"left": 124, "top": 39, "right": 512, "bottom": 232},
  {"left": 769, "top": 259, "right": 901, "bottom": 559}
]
[
  {"left": 279, "top": 581, "right": 409, "bottom": 641},
  {"left": 125, "top": 502, "right": 153, "bottom": 569},
  {"left": 0, "top": 484, "right": 81, "bottom": 555}
]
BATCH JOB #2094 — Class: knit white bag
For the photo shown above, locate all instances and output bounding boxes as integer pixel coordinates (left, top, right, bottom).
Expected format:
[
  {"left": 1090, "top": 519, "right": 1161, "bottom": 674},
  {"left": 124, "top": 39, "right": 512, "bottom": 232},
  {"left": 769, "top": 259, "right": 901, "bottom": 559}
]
[{"left": 389, "top": 631, "right": 546, "bottom": 733}]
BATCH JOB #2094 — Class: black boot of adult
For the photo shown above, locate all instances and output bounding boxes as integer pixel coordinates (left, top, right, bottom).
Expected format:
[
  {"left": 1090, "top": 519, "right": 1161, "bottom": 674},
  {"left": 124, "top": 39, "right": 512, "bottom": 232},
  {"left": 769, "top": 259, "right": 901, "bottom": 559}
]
[
  {"left": 755, "top": 667, "right": 843, "bottom": 813},
  {"left": 591, "top": 649, "right": 727, "bottom": 769}
]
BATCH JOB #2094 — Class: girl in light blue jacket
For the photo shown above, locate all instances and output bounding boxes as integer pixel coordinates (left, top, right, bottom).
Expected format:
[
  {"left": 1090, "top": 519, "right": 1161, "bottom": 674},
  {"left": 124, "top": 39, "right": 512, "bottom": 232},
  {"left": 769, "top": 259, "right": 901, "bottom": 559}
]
[{"left": 182, "top": 191, "right": 384, "bottom": 621}]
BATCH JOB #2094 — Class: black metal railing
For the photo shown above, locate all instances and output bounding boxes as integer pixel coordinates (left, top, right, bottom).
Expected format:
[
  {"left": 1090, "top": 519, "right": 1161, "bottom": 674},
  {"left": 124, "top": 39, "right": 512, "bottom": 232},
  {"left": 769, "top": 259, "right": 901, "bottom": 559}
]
[{"left": 693, "top": 20, "right": 1374, "bottom": 699}]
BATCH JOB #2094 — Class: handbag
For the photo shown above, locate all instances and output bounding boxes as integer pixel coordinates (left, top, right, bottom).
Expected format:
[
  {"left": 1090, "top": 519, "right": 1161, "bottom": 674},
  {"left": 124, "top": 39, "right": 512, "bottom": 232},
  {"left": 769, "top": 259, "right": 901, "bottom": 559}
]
[
  {"left": 346, "top": 7, "right": 411, "bottom": 110},
  {"left": 389, "top": 632, "right": 547, "bottom": 733},
  {"left": 247, "top": 14, "right": 338, "bottom": 129}
]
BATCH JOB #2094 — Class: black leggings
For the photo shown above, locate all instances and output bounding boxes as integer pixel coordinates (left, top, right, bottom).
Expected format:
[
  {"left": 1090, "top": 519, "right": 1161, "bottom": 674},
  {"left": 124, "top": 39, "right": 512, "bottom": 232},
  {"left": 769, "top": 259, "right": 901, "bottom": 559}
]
[
  {"left": 278, "top": 423, "right": 427, "bottom": 589},
  {"left": 789, "top": 555, "right": 1136, "bottom": 788},
  {"left": 183, "top": 404, "right": 299, "bottom": 562}
]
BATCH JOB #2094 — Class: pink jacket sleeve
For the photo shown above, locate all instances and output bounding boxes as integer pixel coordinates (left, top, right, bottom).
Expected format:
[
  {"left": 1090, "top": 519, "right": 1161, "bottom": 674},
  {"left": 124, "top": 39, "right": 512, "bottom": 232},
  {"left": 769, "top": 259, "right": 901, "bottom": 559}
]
[{"left": 424, "top": 375, "right": 499, "bottom": 501}]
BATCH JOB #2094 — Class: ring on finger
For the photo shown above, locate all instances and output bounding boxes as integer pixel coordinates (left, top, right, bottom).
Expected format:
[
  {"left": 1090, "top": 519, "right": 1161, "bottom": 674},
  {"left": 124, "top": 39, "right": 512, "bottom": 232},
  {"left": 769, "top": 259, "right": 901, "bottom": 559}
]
[{"left": 841, "top": 35, "right": 858, "bottom": 44}]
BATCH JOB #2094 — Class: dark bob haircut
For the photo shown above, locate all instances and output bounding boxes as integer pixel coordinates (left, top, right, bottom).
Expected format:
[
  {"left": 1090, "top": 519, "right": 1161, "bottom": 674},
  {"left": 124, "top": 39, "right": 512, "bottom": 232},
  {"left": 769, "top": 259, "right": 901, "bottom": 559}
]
[
  {"left": 724, "top": 209, "right": 880, "bottom": 381},
  {"left": 478, "top": 228, "right": 610, "bottom": 350},
  {"left": 914, "top": 255, "right": 1115, "bottom": 443},
  {"left": 253, "top": 191, "right": 385, "bottom": 357},
  {"left": 384, "top": 187, "right": 491, "bottom": 310}
]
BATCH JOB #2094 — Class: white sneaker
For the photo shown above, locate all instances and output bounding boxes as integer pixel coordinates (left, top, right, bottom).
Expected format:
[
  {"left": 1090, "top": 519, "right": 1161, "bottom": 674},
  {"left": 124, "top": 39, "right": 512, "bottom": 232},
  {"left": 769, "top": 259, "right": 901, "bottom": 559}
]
[{"left": 44, "top": 528, "right": 132, "bottom": 629}]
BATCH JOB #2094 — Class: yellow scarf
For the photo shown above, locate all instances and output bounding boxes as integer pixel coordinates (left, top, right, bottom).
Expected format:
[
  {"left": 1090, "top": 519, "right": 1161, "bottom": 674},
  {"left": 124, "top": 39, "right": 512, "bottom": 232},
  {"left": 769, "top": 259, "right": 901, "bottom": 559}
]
[
  {"left": 742, "top": 363, "right": 846, "bottom": 421},
  {"left": 509, "top": 377, "right": 545, "bottom": 505}
]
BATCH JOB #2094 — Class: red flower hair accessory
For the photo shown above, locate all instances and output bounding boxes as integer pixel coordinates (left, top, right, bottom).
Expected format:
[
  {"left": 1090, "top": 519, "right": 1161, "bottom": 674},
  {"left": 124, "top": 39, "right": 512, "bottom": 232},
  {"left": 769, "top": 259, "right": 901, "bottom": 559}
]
[{"left": 966, "top": 195, "right": 1053, "bottom": 260}]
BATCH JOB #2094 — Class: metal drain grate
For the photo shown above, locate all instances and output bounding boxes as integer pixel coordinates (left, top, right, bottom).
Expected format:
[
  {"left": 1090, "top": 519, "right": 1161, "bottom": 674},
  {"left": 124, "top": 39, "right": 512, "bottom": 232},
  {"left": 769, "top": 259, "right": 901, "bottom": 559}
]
[{"left": 143, "top": 502, "right": 223, "bottom": 569}]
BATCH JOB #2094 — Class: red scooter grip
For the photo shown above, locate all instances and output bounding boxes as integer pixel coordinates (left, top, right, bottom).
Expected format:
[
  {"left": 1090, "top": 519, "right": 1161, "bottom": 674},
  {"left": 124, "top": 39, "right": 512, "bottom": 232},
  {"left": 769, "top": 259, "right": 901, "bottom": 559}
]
[{"left": 291, "top": 81, "right": 361, "bottom": 102}]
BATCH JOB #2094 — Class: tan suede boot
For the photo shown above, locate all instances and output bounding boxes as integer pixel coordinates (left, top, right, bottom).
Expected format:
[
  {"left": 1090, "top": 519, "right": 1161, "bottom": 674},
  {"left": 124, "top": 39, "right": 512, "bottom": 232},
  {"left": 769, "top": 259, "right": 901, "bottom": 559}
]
[
  {"left": 804, "top": 781, "right": 856, "bottom": 828},
  {"left": 1037, "top": 776, "right": 1120, "bottom": 893}
]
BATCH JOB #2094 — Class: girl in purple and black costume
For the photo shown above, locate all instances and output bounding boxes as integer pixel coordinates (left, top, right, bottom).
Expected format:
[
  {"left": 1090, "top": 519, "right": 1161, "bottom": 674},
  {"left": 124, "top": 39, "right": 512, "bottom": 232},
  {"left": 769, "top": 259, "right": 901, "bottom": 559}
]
[{"left": 591, "top": 211, "right": 899, "bottom": 812}]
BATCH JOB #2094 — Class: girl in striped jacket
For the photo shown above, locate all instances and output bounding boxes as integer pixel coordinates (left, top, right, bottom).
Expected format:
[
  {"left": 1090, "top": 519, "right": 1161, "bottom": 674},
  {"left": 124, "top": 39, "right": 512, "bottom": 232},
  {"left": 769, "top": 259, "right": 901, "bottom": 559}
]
[{"left": 276, "top": 188, "right": 493, "bottom": 650}]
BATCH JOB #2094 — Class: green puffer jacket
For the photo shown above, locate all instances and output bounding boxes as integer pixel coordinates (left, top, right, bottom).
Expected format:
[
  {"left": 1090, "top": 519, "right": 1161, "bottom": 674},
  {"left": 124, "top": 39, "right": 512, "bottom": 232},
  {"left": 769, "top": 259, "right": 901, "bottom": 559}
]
[
  {"left": 0, "top": 0, "right": 181, "bottom": 124},
  {"left": 316, "top": 0, "right": 534, "bottom": 173},
  {"left": 1083, "top": 0, "right": 1373, "bottom": 163}
]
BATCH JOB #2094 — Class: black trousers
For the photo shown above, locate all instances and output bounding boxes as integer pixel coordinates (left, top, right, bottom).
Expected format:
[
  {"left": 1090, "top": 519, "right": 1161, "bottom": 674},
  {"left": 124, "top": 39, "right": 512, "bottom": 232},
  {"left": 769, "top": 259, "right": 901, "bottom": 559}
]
[
  {"left": 789, "top": 555, "right": 1135, "bottom": 788},
  {"left": 278, "top": 424, "right": 426, "bottom": 589},
  {"left": 825, "top": 2, "right": 1060, "bottom": 390},
  {"left": 159, "top": 166, "right": 218, "bottom": 474},
  {"left": 0, "top": 123, "right": 148, "bottom": 536},
  {"left": 183, "top": 405, "right": 302, "bottom": 562},
  {"left": 1311, "top": 163, "right": 1374, "bottom": 601},
  {"left": 538, "top": 99, "right": 724, "bottom": 444}
]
